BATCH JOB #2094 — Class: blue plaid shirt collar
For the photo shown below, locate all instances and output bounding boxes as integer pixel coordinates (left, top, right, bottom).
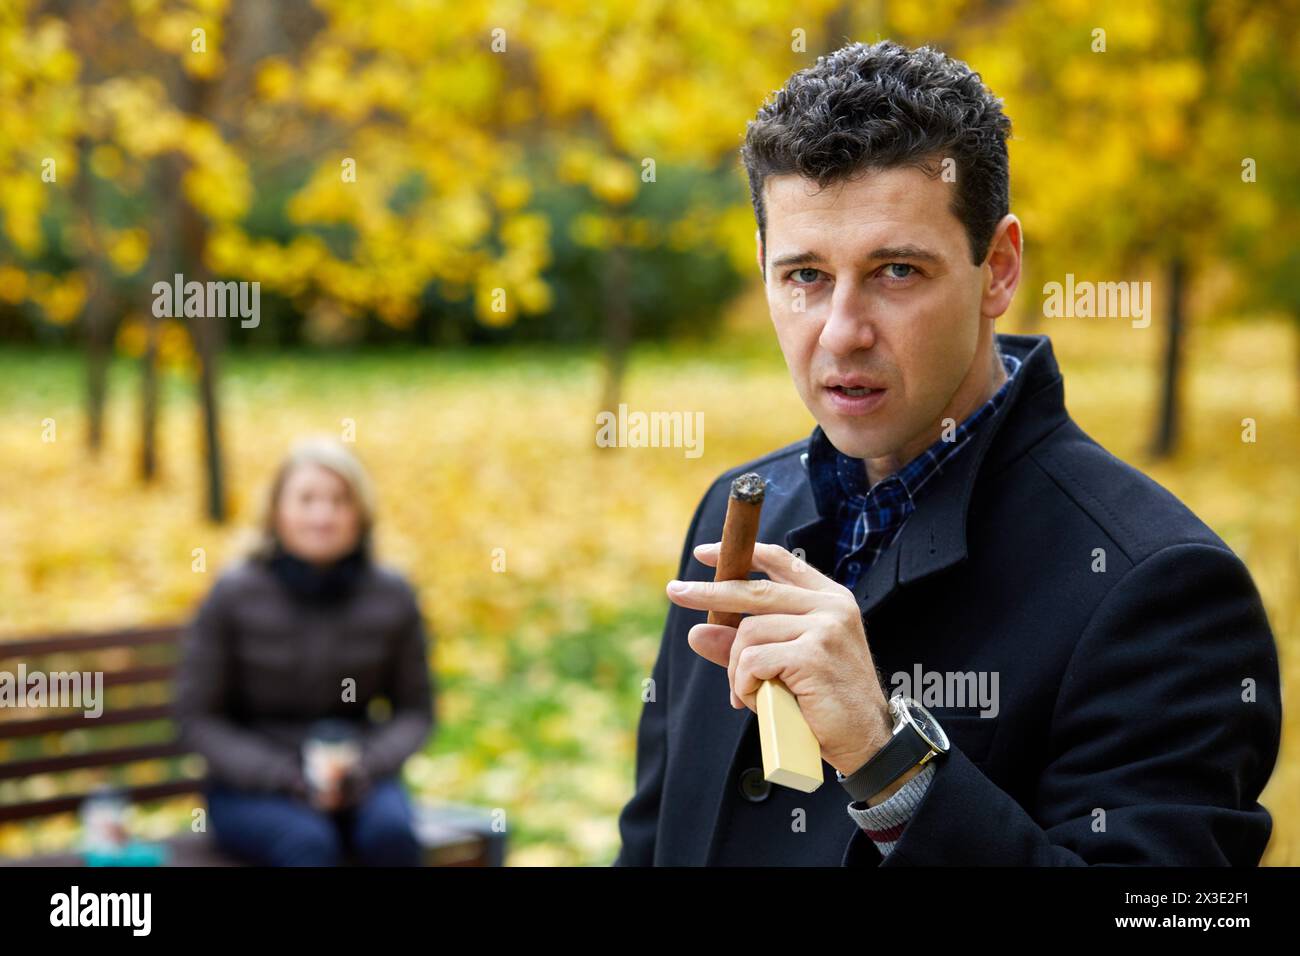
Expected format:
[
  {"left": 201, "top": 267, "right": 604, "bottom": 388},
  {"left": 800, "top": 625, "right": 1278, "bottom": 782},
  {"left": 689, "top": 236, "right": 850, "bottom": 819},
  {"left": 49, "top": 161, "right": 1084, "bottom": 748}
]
[{"left": 806, "top": 352, "right": 1022, "bottom": 589}]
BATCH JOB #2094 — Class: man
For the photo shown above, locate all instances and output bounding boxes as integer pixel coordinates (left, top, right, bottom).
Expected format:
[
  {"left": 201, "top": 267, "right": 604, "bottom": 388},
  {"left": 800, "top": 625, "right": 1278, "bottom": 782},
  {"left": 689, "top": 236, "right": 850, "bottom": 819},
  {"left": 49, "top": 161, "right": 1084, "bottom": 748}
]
[{"left": 614, "top": 40, "right": 1280, "bottom": 866}]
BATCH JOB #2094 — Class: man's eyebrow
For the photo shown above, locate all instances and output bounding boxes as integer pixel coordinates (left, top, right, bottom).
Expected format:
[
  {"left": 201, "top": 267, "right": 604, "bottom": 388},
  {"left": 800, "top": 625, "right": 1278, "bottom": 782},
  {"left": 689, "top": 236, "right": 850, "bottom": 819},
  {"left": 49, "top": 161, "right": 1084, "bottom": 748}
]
[
  {"left": 769, "top": 250, "right": 824, "bottom": 270},
  {"left": 867, "top": 245, "right": 944, "bottom": 264},
  {"left": 768, "top": 245, "right": 944, "bottom": 271}
]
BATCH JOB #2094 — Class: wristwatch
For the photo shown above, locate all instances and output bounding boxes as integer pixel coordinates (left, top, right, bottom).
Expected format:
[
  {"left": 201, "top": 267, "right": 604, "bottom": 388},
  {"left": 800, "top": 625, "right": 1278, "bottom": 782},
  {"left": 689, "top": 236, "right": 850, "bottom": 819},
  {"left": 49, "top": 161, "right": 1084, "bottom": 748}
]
[{"left": 835, "top": 695, "right": 950, "bottom": 804}]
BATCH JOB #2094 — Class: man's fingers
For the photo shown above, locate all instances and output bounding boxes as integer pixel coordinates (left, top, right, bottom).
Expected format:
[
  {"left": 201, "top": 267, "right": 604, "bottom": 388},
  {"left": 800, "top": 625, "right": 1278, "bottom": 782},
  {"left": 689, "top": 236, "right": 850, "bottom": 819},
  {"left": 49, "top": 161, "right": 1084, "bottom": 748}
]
[
  {"left": 693, "top": 542, "right": 721, "bottom": 567},
  {"left": 733, "top": 641, "right": 796, "bottom": 710},
  {"left": 686, "top": 622, "right": 736, "bottom": 669},
  {"left": 667, "top": 577, "right": 823, "bottom": 614},
  {"left": 727, "top": 614, "right": 807, "bottom": 707},
  {"left": 692, "top": 541, "right": 839, "bottom": 591},
  {"left": 747, "top": 542, "right": 840, "bottom": 590}
]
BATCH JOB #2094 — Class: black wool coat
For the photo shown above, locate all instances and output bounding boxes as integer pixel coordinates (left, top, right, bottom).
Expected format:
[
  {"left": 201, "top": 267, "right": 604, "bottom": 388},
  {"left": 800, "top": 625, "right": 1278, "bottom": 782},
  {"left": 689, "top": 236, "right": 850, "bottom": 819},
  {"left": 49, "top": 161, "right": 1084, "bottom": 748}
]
[{"left": 614, "top": 333, "right": 1281, "bottom": 866}]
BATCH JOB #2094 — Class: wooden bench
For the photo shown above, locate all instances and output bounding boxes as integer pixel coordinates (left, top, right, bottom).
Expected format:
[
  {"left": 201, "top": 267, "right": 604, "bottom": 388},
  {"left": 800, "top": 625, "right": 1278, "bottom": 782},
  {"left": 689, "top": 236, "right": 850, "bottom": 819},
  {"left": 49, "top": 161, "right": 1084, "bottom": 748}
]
[{"left": 0, "top": 626, "right": 503, "bottom": 866}]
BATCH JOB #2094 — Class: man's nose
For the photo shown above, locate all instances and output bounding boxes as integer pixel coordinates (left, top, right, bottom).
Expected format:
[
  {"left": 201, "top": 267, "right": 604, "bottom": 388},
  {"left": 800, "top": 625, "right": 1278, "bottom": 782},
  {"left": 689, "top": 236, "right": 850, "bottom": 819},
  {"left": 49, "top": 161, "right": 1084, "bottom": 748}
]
[{"left": 817, "top": 283, "right": 878, "bottom": 356}]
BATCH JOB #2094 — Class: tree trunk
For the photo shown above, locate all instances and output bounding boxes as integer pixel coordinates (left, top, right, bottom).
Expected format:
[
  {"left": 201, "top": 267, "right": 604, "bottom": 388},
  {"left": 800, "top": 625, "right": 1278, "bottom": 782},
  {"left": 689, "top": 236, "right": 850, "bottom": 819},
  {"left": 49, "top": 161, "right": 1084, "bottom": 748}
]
[
  {"left": 139, "top": 159, "right": 171, "bottom": 484},
  {"left": 1151, "top": 255, "right": 1187, "bottom": 459},
  {"left": 179, "top": 164, "right": 226, "bottom": 522},
  {"left": 193, "top": 304, "right": 225, "bottom": 522},
  {"left": 169, "top": 75, "right": 226, "bottom": 522},
  {"left": 599, "top": 239, "right": 632, "bottom": 419},
  {"left": 140, "top": 313, "right": 159, "bottom": 481},
  {"left": 77, "top": 136, "right": 111, "bottom": 456}
]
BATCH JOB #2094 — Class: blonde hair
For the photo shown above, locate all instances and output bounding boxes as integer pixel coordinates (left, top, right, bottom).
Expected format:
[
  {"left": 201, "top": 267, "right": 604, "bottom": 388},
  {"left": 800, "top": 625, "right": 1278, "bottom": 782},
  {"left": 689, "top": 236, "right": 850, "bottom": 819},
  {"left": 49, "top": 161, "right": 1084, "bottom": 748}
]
[{"left": 248, "top": 437, "right": 378, "bottom": 562}]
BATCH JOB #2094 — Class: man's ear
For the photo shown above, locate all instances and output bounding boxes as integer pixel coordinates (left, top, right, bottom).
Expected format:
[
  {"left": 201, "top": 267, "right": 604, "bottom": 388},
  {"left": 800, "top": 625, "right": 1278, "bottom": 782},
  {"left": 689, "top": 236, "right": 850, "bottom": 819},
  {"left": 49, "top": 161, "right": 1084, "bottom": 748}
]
[
  {"left": 755, "top": 229, "right": 764, "bottom": 279},
  {"left": 980, "top": 214, "right": 1022, "bottom": 320}
]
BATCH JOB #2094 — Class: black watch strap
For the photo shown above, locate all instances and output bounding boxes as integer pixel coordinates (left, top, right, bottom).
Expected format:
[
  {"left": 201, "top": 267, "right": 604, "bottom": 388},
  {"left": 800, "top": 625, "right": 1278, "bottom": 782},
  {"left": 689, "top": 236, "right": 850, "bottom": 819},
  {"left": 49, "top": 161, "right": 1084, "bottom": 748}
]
[{"left": 837, "top": 721, "right": 934, "bottom": 804}]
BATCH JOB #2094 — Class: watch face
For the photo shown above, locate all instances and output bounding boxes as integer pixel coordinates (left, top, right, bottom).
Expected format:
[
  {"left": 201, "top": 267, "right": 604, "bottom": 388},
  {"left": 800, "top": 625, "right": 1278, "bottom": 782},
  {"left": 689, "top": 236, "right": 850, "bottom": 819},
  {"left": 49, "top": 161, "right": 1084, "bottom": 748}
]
[{"left": 902, "top": 698, "right": 950, "bottom": 752}]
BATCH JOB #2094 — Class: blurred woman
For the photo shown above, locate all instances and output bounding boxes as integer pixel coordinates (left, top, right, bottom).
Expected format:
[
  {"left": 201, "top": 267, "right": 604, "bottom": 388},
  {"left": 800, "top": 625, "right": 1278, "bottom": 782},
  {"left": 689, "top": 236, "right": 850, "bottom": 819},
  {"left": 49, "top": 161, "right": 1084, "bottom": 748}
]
[{"left": 176, "top": 438, "right": 434, "bottom": 866}]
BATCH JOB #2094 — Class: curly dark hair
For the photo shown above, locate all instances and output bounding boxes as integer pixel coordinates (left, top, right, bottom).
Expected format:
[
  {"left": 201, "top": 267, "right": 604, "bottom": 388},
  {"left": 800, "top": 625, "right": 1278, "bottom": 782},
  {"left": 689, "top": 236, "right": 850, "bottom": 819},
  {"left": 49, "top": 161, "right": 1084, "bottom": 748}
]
[{"left": 741, "top": 40, "right": 1012, "bottom": 271}]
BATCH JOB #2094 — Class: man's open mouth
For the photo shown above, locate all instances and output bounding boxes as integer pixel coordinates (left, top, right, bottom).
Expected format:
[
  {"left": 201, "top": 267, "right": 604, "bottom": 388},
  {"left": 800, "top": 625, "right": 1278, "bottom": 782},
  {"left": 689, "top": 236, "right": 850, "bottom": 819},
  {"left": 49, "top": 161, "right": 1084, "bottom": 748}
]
[{"left": 825, "top": 383, "right": 888, "bottom": 413}]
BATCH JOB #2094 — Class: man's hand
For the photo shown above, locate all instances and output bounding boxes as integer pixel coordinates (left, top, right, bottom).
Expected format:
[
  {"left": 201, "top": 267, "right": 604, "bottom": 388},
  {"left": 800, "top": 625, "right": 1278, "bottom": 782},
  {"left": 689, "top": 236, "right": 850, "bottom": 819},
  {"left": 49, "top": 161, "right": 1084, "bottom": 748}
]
[{"left": 667, "top": 541, "right": 894, "bottom": 777}]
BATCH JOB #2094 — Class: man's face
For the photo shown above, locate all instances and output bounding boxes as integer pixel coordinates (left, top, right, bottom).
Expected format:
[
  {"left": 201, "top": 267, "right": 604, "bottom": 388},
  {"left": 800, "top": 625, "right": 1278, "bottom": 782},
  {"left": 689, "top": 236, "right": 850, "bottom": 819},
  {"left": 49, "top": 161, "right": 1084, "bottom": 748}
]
[{"left": 759, "top": 164, "right": 996, "bottom": 464}]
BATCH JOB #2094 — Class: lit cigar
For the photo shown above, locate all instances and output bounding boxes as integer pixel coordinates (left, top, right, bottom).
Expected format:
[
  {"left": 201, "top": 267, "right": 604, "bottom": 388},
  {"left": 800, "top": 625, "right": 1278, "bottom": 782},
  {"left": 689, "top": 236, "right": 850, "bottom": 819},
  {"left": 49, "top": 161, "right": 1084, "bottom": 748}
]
[{"left": 711, "top": 473, "right": 823, "bottom": 793}]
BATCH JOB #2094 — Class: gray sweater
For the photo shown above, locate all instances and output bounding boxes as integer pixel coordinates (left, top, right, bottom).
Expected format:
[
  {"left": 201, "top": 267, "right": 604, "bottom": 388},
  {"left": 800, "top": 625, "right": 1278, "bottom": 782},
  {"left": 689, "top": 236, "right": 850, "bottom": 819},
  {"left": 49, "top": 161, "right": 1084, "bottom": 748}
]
[{"left": 175, "top": 557, "right": 435, "bottom": 793}]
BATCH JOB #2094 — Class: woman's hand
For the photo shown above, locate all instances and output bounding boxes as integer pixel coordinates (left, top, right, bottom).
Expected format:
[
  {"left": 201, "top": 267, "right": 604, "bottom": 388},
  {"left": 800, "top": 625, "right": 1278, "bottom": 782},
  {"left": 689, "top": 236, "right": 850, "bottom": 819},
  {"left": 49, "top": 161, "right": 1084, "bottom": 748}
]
[
  {"left": 306, "top": 762, "right": 349, "bottom": 811},
  {"left": 308, "top": 779, "right": 345, "bottom": 812},
  {"left": 306, "top": 762, "right": 370, "bottom": 811}
]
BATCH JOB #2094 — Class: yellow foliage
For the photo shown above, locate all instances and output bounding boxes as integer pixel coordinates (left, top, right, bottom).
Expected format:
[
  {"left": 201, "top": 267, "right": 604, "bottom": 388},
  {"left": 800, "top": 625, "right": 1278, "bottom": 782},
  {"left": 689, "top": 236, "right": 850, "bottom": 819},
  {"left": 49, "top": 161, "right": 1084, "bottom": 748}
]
[
  {"left": 517, "top": 276, "right": 553, "bottom": 314},
  {"left": 492, "top": 175, "right": 533, "bottom": 212},
  {"left": 28, "top": 272, "right": 86, "bottom": 325},
  {"left": 588, "top": 159, "right": 637, "bottom": 206},
  {"left": 254, "top": 57, "right": 295, "bottom": 102},
  {"left": 0, "top": 267, "right": 27, "bottom": 304},
  {"left": 570, "top": 212, "right": 609, "bottom": 248},
  {"left": 107, "top": 228, "right": 149, "bottom": 275},
  {"left": 114, "top": 316, "right": 195, "bottom": 371},
  {"left": 89, "top": 144, "right": 124, "bottom": 180},
  {"left": 474, "top": 274, "right": 516, "bottom": 326},
  {"left": 3, "top": 176, "right": 44, "bottom": 255}
]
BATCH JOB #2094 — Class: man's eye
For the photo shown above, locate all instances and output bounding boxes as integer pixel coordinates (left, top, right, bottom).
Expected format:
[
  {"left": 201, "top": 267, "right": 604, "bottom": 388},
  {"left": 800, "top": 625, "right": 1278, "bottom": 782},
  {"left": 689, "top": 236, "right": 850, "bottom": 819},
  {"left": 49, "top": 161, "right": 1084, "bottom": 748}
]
[
  {"left": 882, "top": 263, "right": 917, "bottom": 280},
  {"left": 789, "top": 268, "right": 822, "bottom": 284}
]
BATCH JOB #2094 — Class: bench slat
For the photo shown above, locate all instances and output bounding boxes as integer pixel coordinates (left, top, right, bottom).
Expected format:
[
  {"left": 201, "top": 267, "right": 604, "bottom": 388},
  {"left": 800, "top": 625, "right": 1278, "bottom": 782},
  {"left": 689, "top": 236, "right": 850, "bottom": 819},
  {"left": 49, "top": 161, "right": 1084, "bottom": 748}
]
[
  {"left": 0, "top": 703, "right": 175, "bottom": 739},
  {"left": 0, "top": 777, "right": 203, "bottom": 823},
  {"left": 0, "top": 627, "right": 182, "bottom": 659},
  {"left": 0, "top": 667, "right": 178, "bottom": 714},
  {"left": 0, "top": 740, "right": 191, "bottom": 781},
  {"left": 102, "top": 665, "right": 177, "bottom": 687}
]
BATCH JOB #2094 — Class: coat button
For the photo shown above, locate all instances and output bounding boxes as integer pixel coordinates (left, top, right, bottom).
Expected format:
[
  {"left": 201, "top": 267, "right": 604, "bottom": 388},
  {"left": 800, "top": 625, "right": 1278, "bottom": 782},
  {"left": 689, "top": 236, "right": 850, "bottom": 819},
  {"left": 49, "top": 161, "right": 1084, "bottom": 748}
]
[{"left": 738, "top": 767, "right": 771, "bottom": 802}]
